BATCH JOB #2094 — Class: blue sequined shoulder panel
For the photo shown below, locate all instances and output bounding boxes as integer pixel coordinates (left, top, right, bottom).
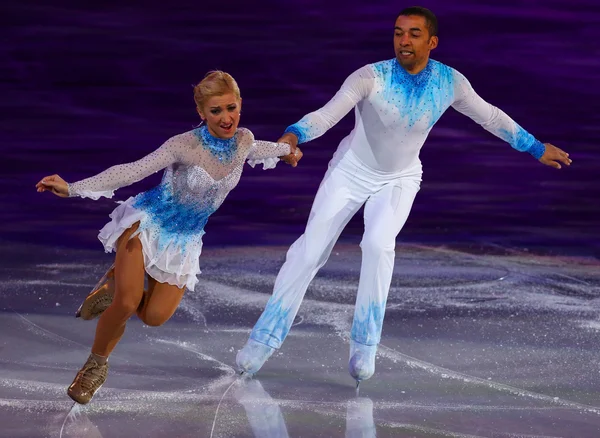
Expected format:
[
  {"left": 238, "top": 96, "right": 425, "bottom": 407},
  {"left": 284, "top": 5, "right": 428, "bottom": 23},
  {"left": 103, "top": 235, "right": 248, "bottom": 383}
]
[
  {"left": 192, "top": 125, "right": 238, "bottom": 164},
  {"left": 371, "top": 59, "right": 455, "bottom": 129}
]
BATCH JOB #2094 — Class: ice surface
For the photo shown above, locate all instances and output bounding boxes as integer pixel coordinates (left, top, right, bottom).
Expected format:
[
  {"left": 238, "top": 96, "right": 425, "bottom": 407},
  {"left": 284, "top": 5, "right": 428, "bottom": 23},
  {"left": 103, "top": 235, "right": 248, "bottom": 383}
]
[{"left": 1, "top": 242, "right": 599, "bottom": 437}]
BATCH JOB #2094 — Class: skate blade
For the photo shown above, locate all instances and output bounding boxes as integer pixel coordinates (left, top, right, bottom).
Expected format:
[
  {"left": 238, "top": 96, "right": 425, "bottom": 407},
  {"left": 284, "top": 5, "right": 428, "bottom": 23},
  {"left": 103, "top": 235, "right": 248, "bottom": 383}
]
[{"left": 88, "top": 264, "right": 115, "bottom": 297}]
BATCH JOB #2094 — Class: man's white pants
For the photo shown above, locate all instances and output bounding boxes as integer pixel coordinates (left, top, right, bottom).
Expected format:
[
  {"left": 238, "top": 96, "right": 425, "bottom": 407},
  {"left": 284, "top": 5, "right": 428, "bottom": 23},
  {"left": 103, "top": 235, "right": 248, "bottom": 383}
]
[{"left": 250, "top": 149, "right": 422, "bottom": 349}]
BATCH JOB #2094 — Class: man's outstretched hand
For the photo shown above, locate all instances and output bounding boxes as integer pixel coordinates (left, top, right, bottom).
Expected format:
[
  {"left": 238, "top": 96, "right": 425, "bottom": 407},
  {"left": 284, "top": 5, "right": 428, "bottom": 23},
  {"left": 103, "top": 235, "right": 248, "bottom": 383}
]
[{"left": 540, "top": 143, "right": 572, "bottom": 169}]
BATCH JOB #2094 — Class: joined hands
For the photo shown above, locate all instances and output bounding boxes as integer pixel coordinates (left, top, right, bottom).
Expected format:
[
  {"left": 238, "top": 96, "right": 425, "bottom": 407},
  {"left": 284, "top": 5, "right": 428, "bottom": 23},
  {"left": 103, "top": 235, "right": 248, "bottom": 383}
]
[{"left": 277, "top": 133, "right": 303, "bottom": 167}]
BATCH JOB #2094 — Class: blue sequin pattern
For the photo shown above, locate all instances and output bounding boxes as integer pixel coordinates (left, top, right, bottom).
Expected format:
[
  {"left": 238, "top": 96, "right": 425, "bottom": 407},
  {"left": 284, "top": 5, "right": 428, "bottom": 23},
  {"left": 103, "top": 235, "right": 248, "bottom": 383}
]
[
  {"left": 499, "top": 126, "right": 546, "bottom": 159},
  {"left": 351, "top": 300, "right": 386, "bottom": 345},
  {"left": 250, "top": 295, "right": 295, "bottom": 349},
  {"left": 280, "top": 57, "right": 545, "bottom": 171},
  {"left": 193, "top": 125, "right": 238, "bottom": 163},
  {"left": 133, "top": 182, "right": 216, "bottom": 251},
  {"left": 283, "top": 124, "right": 309, "bottom": 144},
  {"left": 372, "top": 59, "right": 455, "bottom": 129}
]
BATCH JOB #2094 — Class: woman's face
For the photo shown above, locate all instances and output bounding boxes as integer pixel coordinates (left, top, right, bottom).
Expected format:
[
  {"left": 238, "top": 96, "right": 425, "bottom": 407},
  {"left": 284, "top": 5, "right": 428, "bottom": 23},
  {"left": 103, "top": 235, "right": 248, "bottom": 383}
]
[{"left": 198, "top": 93, "right": 242, "bottom": 139}]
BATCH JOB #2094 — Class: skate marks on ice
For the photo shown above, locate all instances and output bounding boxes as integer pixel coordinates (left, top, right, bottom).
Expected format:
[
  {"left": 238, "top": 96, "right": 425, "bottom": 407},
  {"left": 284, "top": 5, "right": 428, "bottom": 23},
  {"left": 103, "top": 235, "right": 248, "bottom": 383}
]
[
  {"left": 196, "top": 244, "right": 600, "bottom": 435},
  {"left": 59, "top": 403, "right": 102, "bottom": 438},
  {"left": 53, "top": 377, "right": 488, "bottom": 438},
  {"left": 1, "top": 242, "right": 600, "bottom": 435},
  {"left": 0, "top": 261, "right": 236, "bottom": 435}
]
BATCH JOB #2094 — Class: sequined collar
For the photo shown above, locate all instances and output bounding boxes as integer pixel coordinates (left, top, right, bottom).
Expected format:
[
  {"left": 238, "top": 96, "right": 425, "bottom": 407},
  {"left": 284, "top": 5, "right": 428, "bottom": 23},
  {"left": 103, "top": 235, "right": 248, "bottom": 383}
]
[
  {"left": 194, "top": 124, "right": 238, "bottom": 163},
  {"left": 393, "top": 58, "right": 433, "bottom": 85}
]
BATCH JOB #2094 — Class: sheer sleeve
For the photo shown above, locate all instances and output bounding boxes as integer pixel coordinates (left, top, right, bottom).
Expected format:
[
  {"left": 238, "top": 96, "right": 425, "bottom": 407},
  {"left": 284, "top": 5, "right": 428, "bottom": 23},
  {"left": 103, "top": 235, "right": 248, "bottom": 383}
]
[
  {"left": 451, "top": 70, "right": 545, "bottom": 159},
  {"left": 68, "top": 137, "right": 183, "bottom": 200},
  {"left": 236, "top": 128, "right": 291, "bottom": 170},
  {"left": 247, "top": 140, "right": 291, "bottom": 170},
  {"left": 283, "top": 65, "right": 375, "bottom": 144}
]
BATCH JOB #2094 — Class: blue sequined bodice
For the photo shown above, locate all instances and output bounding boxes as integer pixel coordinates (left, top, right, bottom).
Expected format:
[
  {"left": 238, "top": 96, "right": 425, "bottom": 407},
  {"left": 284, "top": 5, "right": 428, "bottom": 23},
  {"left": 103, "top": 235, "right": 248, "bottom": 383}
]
[
  {"left": 133, "top": 183, "right": 215, "bottom": 235},
  {"left": 130, "top": 127, "right": 242, "bottom": 250}
]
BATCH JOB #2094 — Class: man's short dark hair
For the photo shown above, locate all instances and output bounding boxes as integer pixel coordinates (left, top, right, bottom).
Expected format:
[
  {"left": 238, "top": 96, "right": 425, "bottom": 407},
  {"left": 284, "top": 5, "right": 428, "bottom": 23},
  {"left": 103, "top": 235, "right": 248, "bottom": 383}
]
[{"left": 397, "top": 6, "right": 438, "bottom": 37}]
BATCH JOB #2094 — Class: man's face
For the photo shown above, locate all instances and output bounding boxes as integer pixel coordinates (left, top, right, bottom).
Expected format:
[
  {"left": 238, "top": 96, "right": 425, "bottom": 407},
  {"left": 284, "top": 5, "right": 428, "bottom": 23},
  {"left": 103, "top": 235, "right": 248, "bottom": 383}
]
[{"left": 394, "top": 15, "right": 438, "bottom": 72}]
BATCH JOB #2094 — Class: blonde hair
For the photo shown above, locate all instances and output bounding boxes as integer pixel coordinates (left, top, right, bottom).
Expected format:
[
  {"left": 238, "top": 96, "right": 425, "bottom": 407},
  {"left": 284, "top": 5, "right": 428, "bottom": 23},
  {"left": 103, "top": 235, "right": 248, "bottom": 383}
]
[{"left": 193, "top": 70, "right": 241, "bottom": 110}]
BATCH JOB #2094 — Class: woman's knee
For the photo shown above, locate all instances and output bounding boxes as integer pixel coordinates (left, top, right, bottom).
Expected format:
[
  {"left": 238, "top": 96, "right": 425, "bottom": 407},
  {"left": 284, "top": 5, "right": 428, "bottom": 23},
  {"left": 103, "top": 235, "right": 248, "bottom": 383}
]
[
  {"left": 110, "top": 296, "right": 141, "bottom": 318},
  {"left": 140, "top": 308, "right": 173, "bottom": 327}
]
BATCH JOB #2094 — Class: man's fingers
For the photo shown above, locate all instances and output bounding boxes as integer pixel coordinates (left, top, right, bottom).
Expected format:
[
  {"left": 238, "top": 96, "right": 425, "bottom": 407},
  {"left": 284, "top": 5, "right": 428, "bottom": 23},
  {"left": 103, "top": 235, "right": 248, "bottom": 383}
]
[
  {"left": 549, "top": 147, "right": 571, "bottom": 166},
  {"left": 542, "top": 158, "right": 561, "bottom": 169},
  {"left": 542, "top": 144, "right": 571, "bottom": 168},
  {"left": 558, "top": 155, "right": 571, "bottom": 166}
]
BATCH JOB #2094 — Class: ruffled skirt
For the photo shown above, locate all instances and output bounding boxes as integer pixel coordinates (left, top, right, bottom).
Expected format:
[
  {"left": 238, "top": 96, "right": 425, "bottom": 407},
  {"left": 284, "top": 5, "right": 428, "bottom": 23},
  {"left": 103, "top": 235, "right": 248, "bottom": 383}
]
[{"left": 98, "top": 197, "right": 204, "bottom": 291}]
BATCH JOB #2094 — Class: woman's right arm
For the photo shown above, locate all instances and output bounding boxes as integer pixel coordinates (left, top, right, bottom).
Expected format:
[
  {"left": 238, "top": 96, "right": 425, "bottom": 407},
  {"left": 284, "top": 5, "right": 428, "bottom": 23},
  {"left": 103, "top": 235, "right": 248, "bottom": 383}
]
[{"left": 36, "top": 137, "right": 183, "bottom": 200}]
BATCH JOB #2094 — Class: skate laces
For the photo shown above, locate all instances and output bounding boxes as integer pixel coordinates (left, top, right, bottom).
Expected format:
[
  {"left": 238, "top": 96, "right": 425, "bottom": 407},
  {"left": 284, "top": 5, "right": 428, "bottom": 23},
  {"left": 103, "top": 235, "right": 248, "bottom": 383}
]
[{"left": 78, "top": 360, "right": 106, "bottom": 391}]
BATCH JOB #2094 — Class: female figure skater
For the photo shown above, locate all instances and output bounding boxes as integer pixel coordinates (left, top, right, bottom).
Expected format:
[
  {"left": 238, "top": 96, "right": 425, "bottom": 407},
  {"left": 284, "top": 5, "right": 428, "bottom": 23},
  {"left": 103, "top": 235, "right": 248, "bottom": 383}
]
[{"left": 36, "top": 71, "right": 301, "bottom": 404}]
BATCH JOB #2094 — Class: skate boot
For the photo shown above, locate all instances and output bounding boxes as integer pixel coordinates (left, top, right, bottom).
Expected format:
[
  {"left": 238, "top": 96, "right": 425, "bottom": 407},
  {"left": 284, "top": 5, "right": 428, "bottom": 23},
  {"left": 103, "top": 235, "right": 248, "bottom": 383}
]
[
  {"left": 67, "top": 355, "right": 109, "bottom": 404},
  {"left": 236, "top": 338, "right": 276, "bottom": 375},
  {"left": 76, "top": 264, "right": 115, "bottom": 320},
  {"left": 348, "top": 340, "right": 377, "bottom": 386}
]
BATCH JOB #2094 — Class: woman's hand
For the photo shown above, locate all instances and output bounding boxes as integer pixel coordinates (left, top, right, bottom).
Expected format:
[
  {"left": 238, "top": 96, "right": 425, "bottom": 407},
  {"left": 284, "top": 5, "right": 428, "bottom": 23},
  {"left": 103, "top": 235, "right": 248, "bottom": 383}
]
[{"left": 36, "top": 174, "right": 70, "bottom": 198}]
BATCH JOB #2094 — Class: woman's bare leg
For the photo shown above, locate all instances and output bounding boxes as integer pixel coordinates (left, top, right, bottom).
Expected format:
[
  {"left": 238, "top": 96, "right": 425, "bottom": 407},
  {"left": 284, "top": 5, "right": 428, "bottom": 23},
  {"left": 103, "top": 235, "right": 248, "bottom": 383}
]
[
  {"left": 91, "top": 223, "right": 146, "bottom": 356},
  {"left": 68, "top": 222, "right": 146, "bottom": 405},
  {"left": 137, "top": 276, "right": 185, "bottom": 327}
]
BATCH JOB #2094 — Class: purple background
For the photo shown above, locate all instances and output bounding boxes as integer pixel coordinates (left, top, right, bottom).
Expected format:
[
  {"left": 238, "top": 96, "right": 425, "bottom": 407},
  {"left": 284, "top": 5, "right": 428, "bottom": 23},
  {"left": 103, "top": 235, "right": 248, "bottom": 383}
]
[{"left": 2, "top": 0, "right": 599, "bottom": 257}]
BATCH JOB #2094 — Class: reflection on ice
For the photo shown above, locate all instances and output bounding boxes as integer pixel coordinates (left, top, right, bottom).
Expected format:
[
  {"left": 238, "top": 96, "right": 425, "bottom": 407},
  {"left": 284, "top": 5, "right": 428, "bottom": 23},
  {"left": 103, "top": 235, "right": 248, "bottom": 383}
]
[
  {"left": 345, "top": 397, "right": 376, "bottom": 438},
  {"left": 233, "top": 378, "right": 377, "bottom": 438},
  {"left": 234, "top": 378, "right": 290, "bottom": 438}
]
